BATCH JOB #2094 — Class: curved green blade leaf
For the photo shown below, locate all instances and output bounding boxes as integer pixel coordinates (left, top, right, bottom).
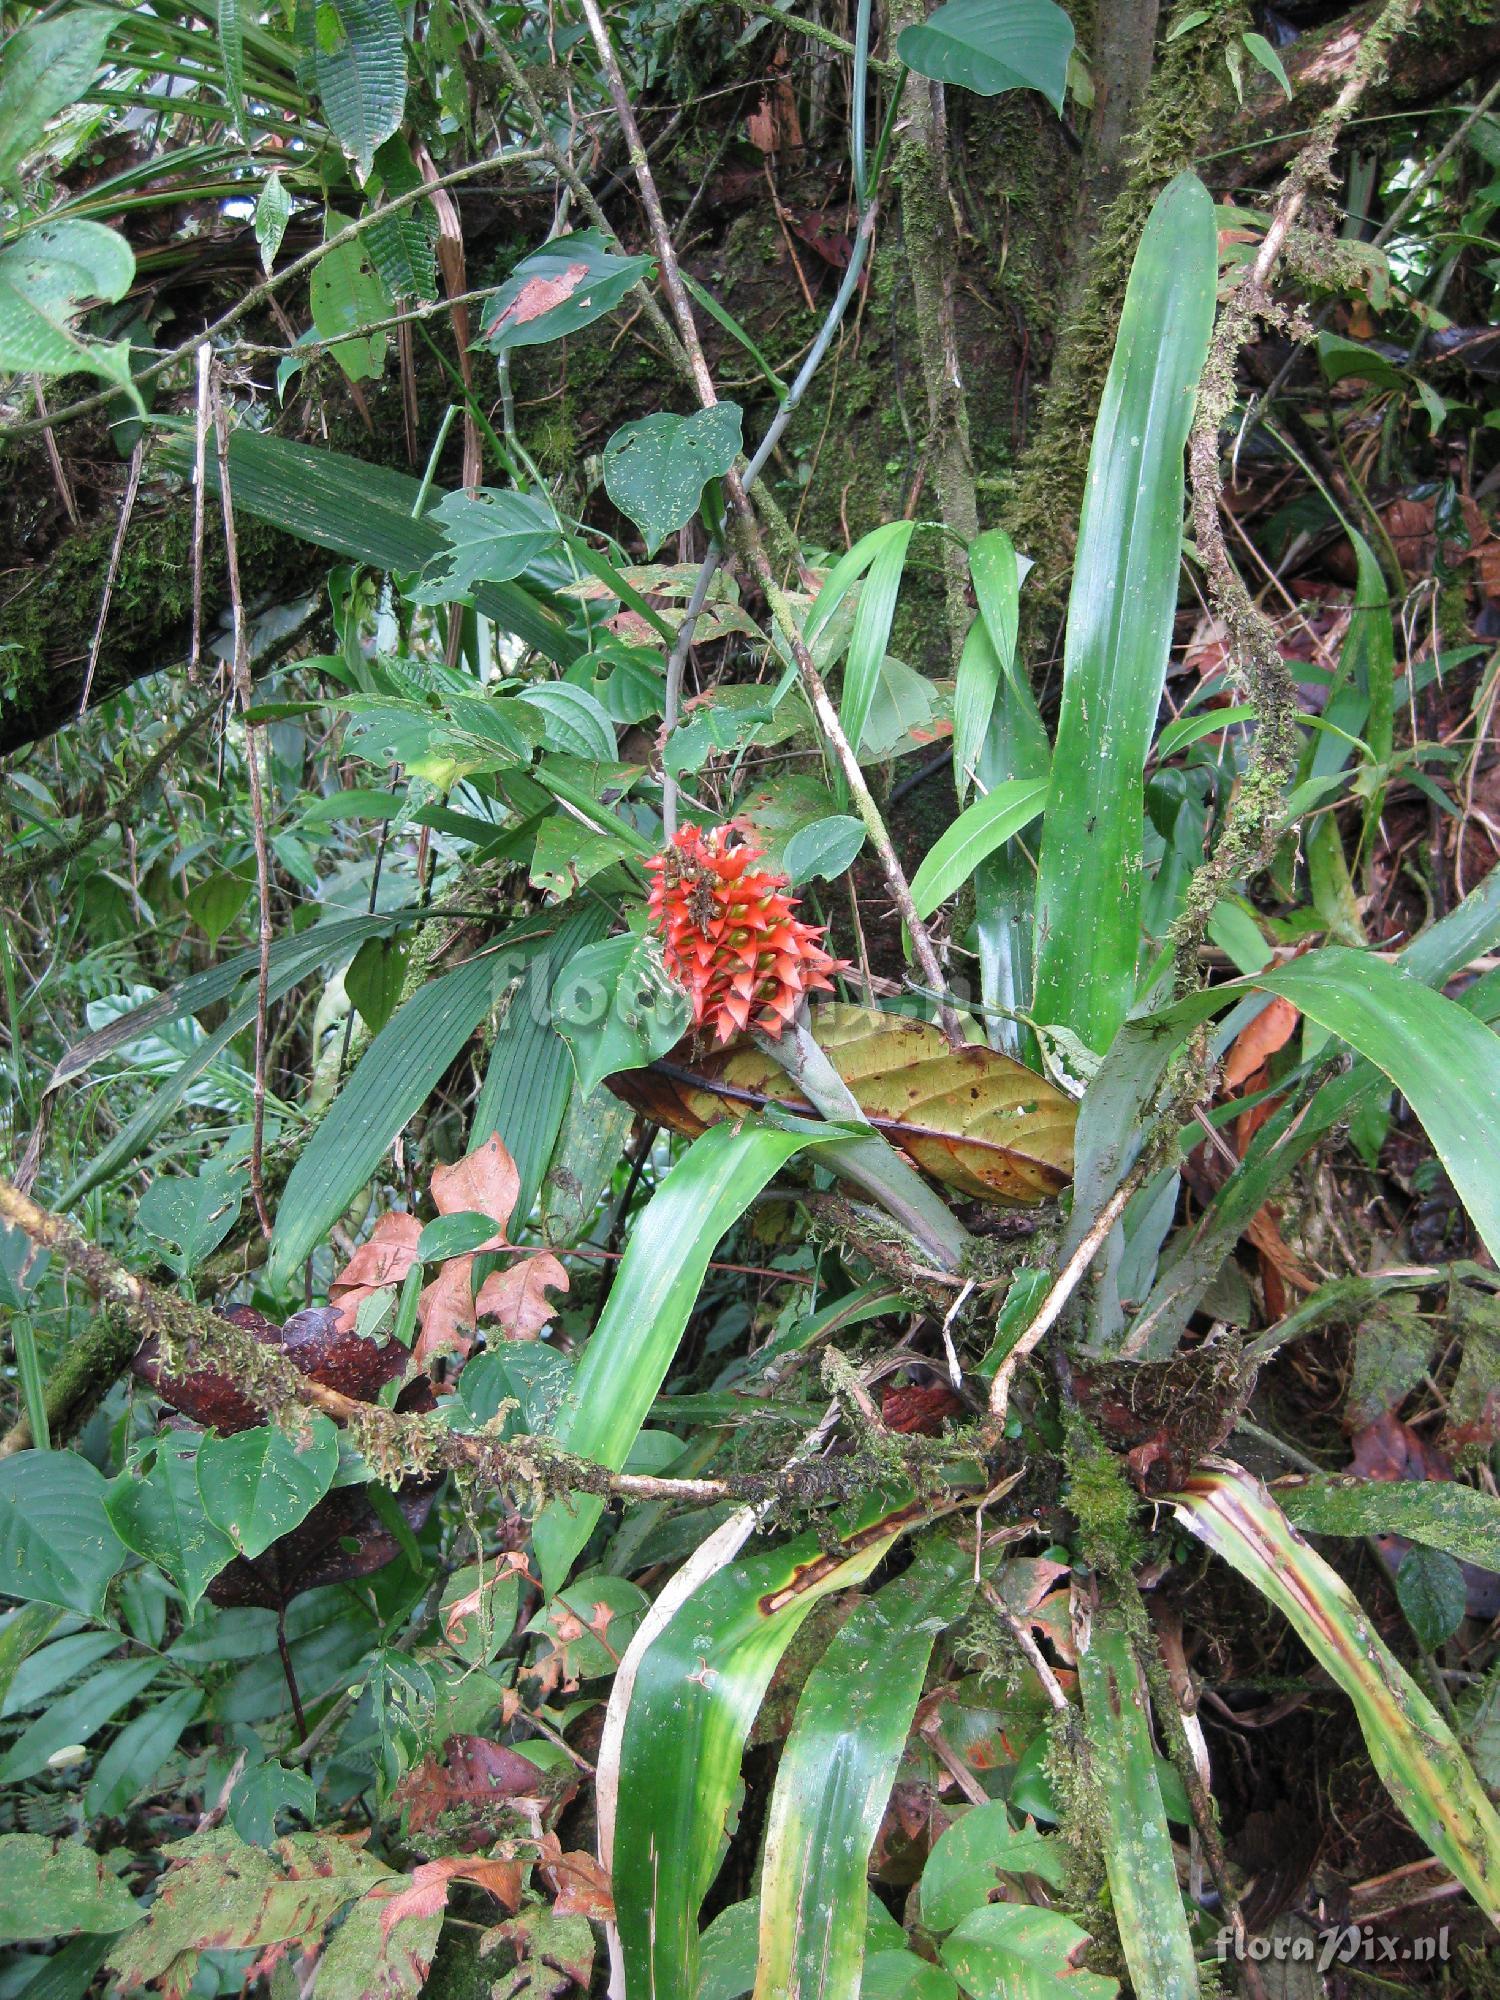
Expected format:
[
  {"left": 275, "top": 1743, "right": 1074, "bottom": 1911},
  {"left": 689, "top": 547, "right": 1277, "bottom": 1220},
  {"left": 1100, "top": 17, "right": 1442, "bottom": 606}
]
[
  {"left": 532, "top": 1123, "right": 823, "bottom": 1592},
  {"left": 1077, "top": 1607, "right": 1198, "bottom": 1998},
  {"left": 896, "top": 0, "right": 1075, "bottom": 111},
  {"left": 268, "top": 920, "right": 559, "bottom": 1289},
  {"left": 1031, "top": 172, "right": 1217, "bottom": 1053},
  {"left": 754, "top": 1537, "right": 974, "bottom": 2000},
  {"left": 1276, "top": 1475, "right": 1500, "bottom": 1571},
  {"left": 911, "top": 779, "right": 1048, "bottom": 920},
  {"left": 611, "top": 1490, "right": 924, "bottom": 2000},
  {"left": 1172, "top": 1463, "right": 1500, "bottom": 1924},
  {"left": 841, "top": 521, "right": 916, "bottom": 763}
]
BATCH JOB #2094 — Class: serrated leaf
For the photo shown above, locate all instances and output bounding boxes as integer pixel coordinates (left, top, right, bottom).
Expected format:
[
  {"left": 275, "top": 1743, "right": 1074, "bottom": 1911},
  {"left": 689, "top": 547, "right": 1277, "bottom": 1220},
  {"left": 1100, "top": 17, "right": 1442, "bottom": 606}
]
[
  {"left": 482, "top": 230, "right": 652, "bottom": 354},
  {"left": 106, "top": 1437, "right": 236, "bottom": 1614},
  {"left": 896, "top": 0, "right": 1076, "bottom": 111},
  {"left": 551, "top": 931, "right": 691, "bottom": 1100},
  {"left": 0, "top": 1452, "right": 128, "bottom": 1617},
  {"left": 307, "top": 0, "right": 406, "bottom": 177},
  {"left": 608, "top": 1002, "right": 1075, "bottom": 1206},
  {"left": 603, "top": 404, "right": 743, "bottom": 555}
]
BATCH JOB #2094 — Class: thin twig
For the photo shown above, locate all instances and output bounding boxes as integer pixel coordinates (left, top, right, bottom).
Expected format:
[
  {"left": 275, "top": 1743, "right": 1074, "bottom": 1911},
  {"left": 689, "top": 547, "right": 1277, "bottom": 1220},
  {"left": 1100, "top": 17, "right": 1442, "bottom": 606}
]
[
  {"left": 188, "top": 342, "right": 211, "bottom": 680},
  {"left": 213, "top": 385, "right": 274, "bottom": 1238},
  {"left": 77, "top": 440, "right": 144, "bottom": 718}
]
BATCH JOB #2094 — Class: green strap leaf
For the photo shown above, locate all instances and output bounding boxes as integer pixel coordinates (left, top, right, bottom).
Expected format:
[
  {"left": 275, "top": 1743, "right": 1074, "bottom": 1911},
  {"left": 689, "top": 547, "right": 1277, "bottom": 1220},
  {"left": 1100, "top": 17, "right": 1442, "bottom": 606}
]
[
  {"left": 841, "top": 521, "right": 916, "bottom": 761},
  {"left": 611, "top": 1491, "right": 922, "bottom": 2000},
  {"left": 1031, "top": 172, "right": 1218, "bottom": 1053},
  {"left": 910, "top": 778, "right": 1048, "bottom": 920},
  {"left": 753, "top": 1538, "right": 974, "bottom": 2000},
  {"left": 1277, "top": 1474, "right": 1500, "bottom": 1572},
  {"left": 267, "top": 920, "right": 560, "bottom": 1288},
  {"left": 532, "top": 1124, "right": 826, "bottom": 1592},
  {"left": 1172, "top": 1463, "right": 1500, "bottom": 1920},
  {"left": 1077, "top": 1609, "right": 1198, "bottom": 1999}
]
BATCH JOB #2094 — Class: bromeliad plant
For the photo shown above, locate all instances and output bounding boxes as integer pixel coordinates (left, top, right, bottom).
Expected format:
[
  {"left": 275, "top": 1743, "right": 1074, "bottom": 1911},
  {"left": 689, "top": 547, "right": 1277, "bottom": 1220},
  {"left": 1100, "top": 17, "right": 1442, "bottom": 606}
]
[{"left": 4, "top": 1, "right": 1500, "bottom": 1997}]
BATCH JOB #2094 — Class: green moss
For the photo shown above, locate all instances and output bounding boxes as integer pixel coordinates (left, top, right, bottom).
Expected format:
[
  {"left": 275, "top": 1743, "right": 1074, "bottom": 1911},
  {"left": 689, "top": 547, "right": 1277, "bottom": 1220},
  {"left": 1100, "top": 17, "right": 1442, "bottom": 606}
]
[{"left": 1064, "top": 1416, "right": 1144, "bottom": 1574}]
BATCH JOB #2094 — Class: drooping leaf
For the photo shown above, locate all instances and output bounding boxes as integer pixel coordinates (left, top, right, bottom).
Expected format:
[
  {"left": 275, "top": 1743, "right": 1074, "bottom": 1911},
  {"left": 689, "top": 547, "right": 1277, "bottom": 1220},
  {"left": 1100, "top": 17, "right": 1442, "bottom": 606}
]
[
  {"left": 84, "top": 1687, "right": 204, "bottom": 1820},
  {"left": 1275, "top": 1474, "right": 1500, "bottom": 1571},
  {"left": 1077, "top": 1608, "right": 1198, "bottom": 1999},
  {"left": 1030, "top": 172, "right": 1218, "bottom": 1053},
  {"left": 106, "top": 1437, "right": 235, "bottom": 1615},
  {"left": 954, "top": 529, "right": 1032, "bottom": 799},
  {"left": 0, "top": 1835, "right": 140, "bottom": 1944},
  {"left": 611, "top": 1489, "right": 925, "bottom": 2000},
  {"left": 532, "top": 1123, "right": 830, "bottom": 1592},
  {"left": 840, "top": 521, "right": 916, "bottom": 763},
  {"left": 0, "top": 220, "right": 137, "bottom": 395},
  {"left": 919, "top": 1802, "right": 1066, "bottom": 1934},
  {"left": 1171, "top": 1462, "right": 1500, "bottom": 1918},
  {"left": 0, "top": 12, "right": 114, "bottom": 182},
  {"left": 607, "top": 1003, "right": 1076, "bottom": 1206},
  {"left": 603, "top": 404, "right": 744, "bottom": 555},
  {"left": 197, "top": 1417, "right": 341, "bottom": 1562},
  {"left": 407, "top": 489, "right": 559, "bottom": 603},
  {"left": 0, "top": 1452, "right": 128, "bottom": 1617},
  {"left": 365, "top": 135, "right": 438, "bottom": 300},
  {"left": 753, "top": 1538, "right": 974, "bottom": 2000},
  {"left": 481, "top": 231, "right": 653, "bottom": 354},
  {"left": 305, "top": 0, "right": 406, "bottom": 177},
  {"left": 896, "top": 0, "right": 1076, "bottom": 111},
  {"left": 1395, "top": 1545, "right": 1469, "bottom": 1650},
  {"left": 255, "top": 172, "right": 292, "bottom": 274},
  {"left": 309, "top": 230, "right": 392, "bottom": 382}
]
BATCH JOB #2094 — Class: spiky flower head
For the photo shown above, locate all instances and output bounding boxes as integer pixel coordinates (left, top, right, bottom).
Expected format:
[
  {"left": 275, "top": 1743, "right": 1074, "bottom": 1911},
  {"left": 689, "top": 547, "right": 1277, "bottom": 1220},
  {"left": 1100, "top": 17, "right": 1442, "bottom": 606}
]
[{"left": 645, "top": 823, "right": 848, "bottom": 1043}]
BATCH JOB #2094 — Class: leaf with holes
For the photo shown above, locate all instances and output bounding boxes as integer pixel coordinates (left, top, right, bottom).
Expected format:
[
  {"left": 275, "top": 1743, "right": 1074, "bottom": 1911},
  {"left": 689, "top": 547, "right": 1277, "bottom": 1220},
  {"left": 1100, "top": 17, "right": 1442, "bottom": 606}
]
[
  {"left": 309, "top": 232, "right": 392, "bottom": 382},
  {"left": 0, "top": 220, "right": 138, "bottom": 396},
  {"left": 604, "top": 405, "right": 744, "bottom": 555},
  {"left": 409, "top": 488, "right": 558, "bottom": 603}
]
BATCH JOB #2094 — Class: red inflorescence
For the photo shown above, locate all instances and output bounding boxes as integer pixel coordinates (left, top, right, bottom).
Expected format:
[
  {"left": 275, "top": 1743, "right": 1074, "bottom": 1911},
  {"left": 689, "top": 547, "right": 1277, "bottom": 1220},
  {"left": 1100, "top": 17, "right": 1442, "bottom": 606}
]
[{"left": 646, "top": 823, "right": 849, "bottom": 1043}]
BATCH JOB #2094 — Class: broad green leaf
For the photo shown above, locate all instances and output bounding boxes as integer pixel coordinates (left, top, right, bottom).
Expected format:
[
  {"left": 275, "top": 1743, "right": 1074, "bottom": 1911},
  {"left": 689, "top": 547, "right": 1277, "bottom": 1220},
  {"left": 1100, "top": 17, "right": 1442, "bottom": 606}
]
[
  {"left": 230, "top": 1761, "right": 319, "bottom": 1845},
  {"left": 1242, "top": 29, "right": 1292, "bottom": 98},
  {"left": 939, "top": 1904, "right": 1118, "bottom": 1999},
  {"left": 415, "top": 1210, "right": 497, "bottom": 1262},
  {"left": 532, "top": 1124, "right": 827, "bottom": 1591},
  {"left": 308, "top": 231, "right": 391, "bottom": 382},
  {"left": 408, "top": 488, "right": 558, "bottom": 602},
  {"left": 862, "top": 1953, "right": 962, "bottom": 2000},
  {"left": 481, "top": 230, "right": 653, "bottom": 354},
  {"left": 551, "top": 930, "right": 690, "bottom": 1102},
  {"left": 0, "top": 1835, "right": 140, "bottom": 1944},
  {"left": 841, "top": 521, "right": 915, "bottom": 763},
  {"left": 345, "top": 933, "right": 407, "bottom": 1036},
  {"left": 1078, "top": 1610, "right": 1198, "bottom": 2000},
  {"left": 1277, "top": 1474, "right": 1500, "bottom": 1571},
  {"left": 307, "top": 0, "right": 406, "bottom": 177},
  {"left": 910, "top": 779, "right": 1048, "bottom": 920},
  {"left": 137, "top": 1162, "right": 247, "bottom": 1278},
  {"left": 1318, "top": 331, "right": 1405, "bottom": 389},
  {"left": 754, "top": 1539, "right": 973, "bottom": 2000},
  {"left": 268, "top": 919, "right": 558, "bottom": 1288},
  {"left": 197, "top": 1417, "right": 340, "bottom": 1560},
  {"left": 0, "top": 1604, "right": 63, "bottom": 1714},
  {"left": 529, "top": 816, "right": 636, "bottom": 899},
  {"left": 106, "top": 1438, "right": 235, "bottom": 1615},
  {"left": 1395, "top": 1546, "right": 1468, "bottom": 1650},
  {"left": 897, "top": 0, "right": 1075, "bottom": 110},
  {"left": 701, "top": 1898, "right": 903, "bottom": 2000},
  {"left": 1172, "top": 1463, "right": 1500, "bottom": 1916},
  {"left": 919, "top": 1802, "right": 1066, "bottom": 1934},
  {"left": 781, "top": 813, "right": 865, "bottom": 885},
  {"left": 0, "top": 1452, "right": 127, "bottom": 1617},
  {"left": 0, "top": 13, "right": 113, "bottom": 182},
  {"left": 612, "top": 1490, "right": 920, "bottom": 2000},
  {"left": 603, "top": 404, "right": 743, "bottom": 555},
  {"left": 539, "top": 1083, "right": 634, "bottom": 1246},
  {"left": 84, "top": 1687, "right": 203, "bottom": 1819},
  {"left": 0, "top": 220, "right": 137, "bottom": 394},
  {"left": 0, "top": 1658, "right": 162, "bottom": 1784},
  {"left": 472, "top": 904, "right": 610, "bottom": 1225},
  {"left": 516, "top": 682, "right": 618, "bottom": 761},
  {"left": 185, "top": 869, "right": 252, "bottom": 946},
  {"left": 1031, "top": 172, "right": 1217, "bottom": 1053}
]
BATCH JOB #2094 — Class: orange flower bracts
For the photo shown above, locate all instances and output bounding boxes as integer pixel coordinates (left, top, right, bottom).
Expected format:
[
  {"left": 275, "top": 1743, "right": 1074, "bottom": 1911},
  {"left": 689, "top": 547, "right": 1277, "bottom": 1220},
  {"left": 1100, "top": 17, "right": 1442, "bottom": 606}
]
[{"left": 646, "top": 823, "right": 849, "bottom": 1042}]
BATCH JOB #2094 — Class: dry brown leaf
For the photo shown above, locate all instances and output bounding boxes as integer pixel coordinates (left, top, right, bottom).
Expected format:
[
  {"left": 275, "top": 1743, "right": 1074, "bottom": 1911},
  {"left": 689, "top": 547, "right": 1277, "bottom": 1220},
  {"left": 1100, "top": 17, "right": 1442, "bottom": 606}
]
[
  {"left": 475, "top": 1253, "right": 569, "bottom": 1341},
  {"left": 430, "top": 1133, "right": 517, "bottom": 1244},
  {"left": 376, "top": 1856, "right": 523, "bottom": 1941},
  {"left": 607, "top": 1003, "right": 1075, "bottom": 1205},
  {"left": 1223, "top": 996, "right": 1299, "bottom": 1092},
  {"left": 416, "top": 1257, "right": 478, "bottom": 1367}
]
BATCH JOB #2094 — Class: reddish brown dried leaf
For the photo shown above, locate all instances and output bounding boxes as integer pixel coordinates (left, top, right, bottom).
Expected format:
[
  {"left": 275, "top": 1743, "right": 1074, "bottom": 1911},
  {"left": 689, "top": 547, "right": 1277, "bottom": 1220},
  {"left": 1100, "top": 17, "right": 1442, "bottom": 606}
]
[
  {"left": 1223, "top": 995, "right": 1300, "bottom": 1092},
  {"left": 394, "top": 1735, "right": 553, "bottom": 1841},
  {"left": 475, "top": 1253, "right": 569, "bottom": 1341}
]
